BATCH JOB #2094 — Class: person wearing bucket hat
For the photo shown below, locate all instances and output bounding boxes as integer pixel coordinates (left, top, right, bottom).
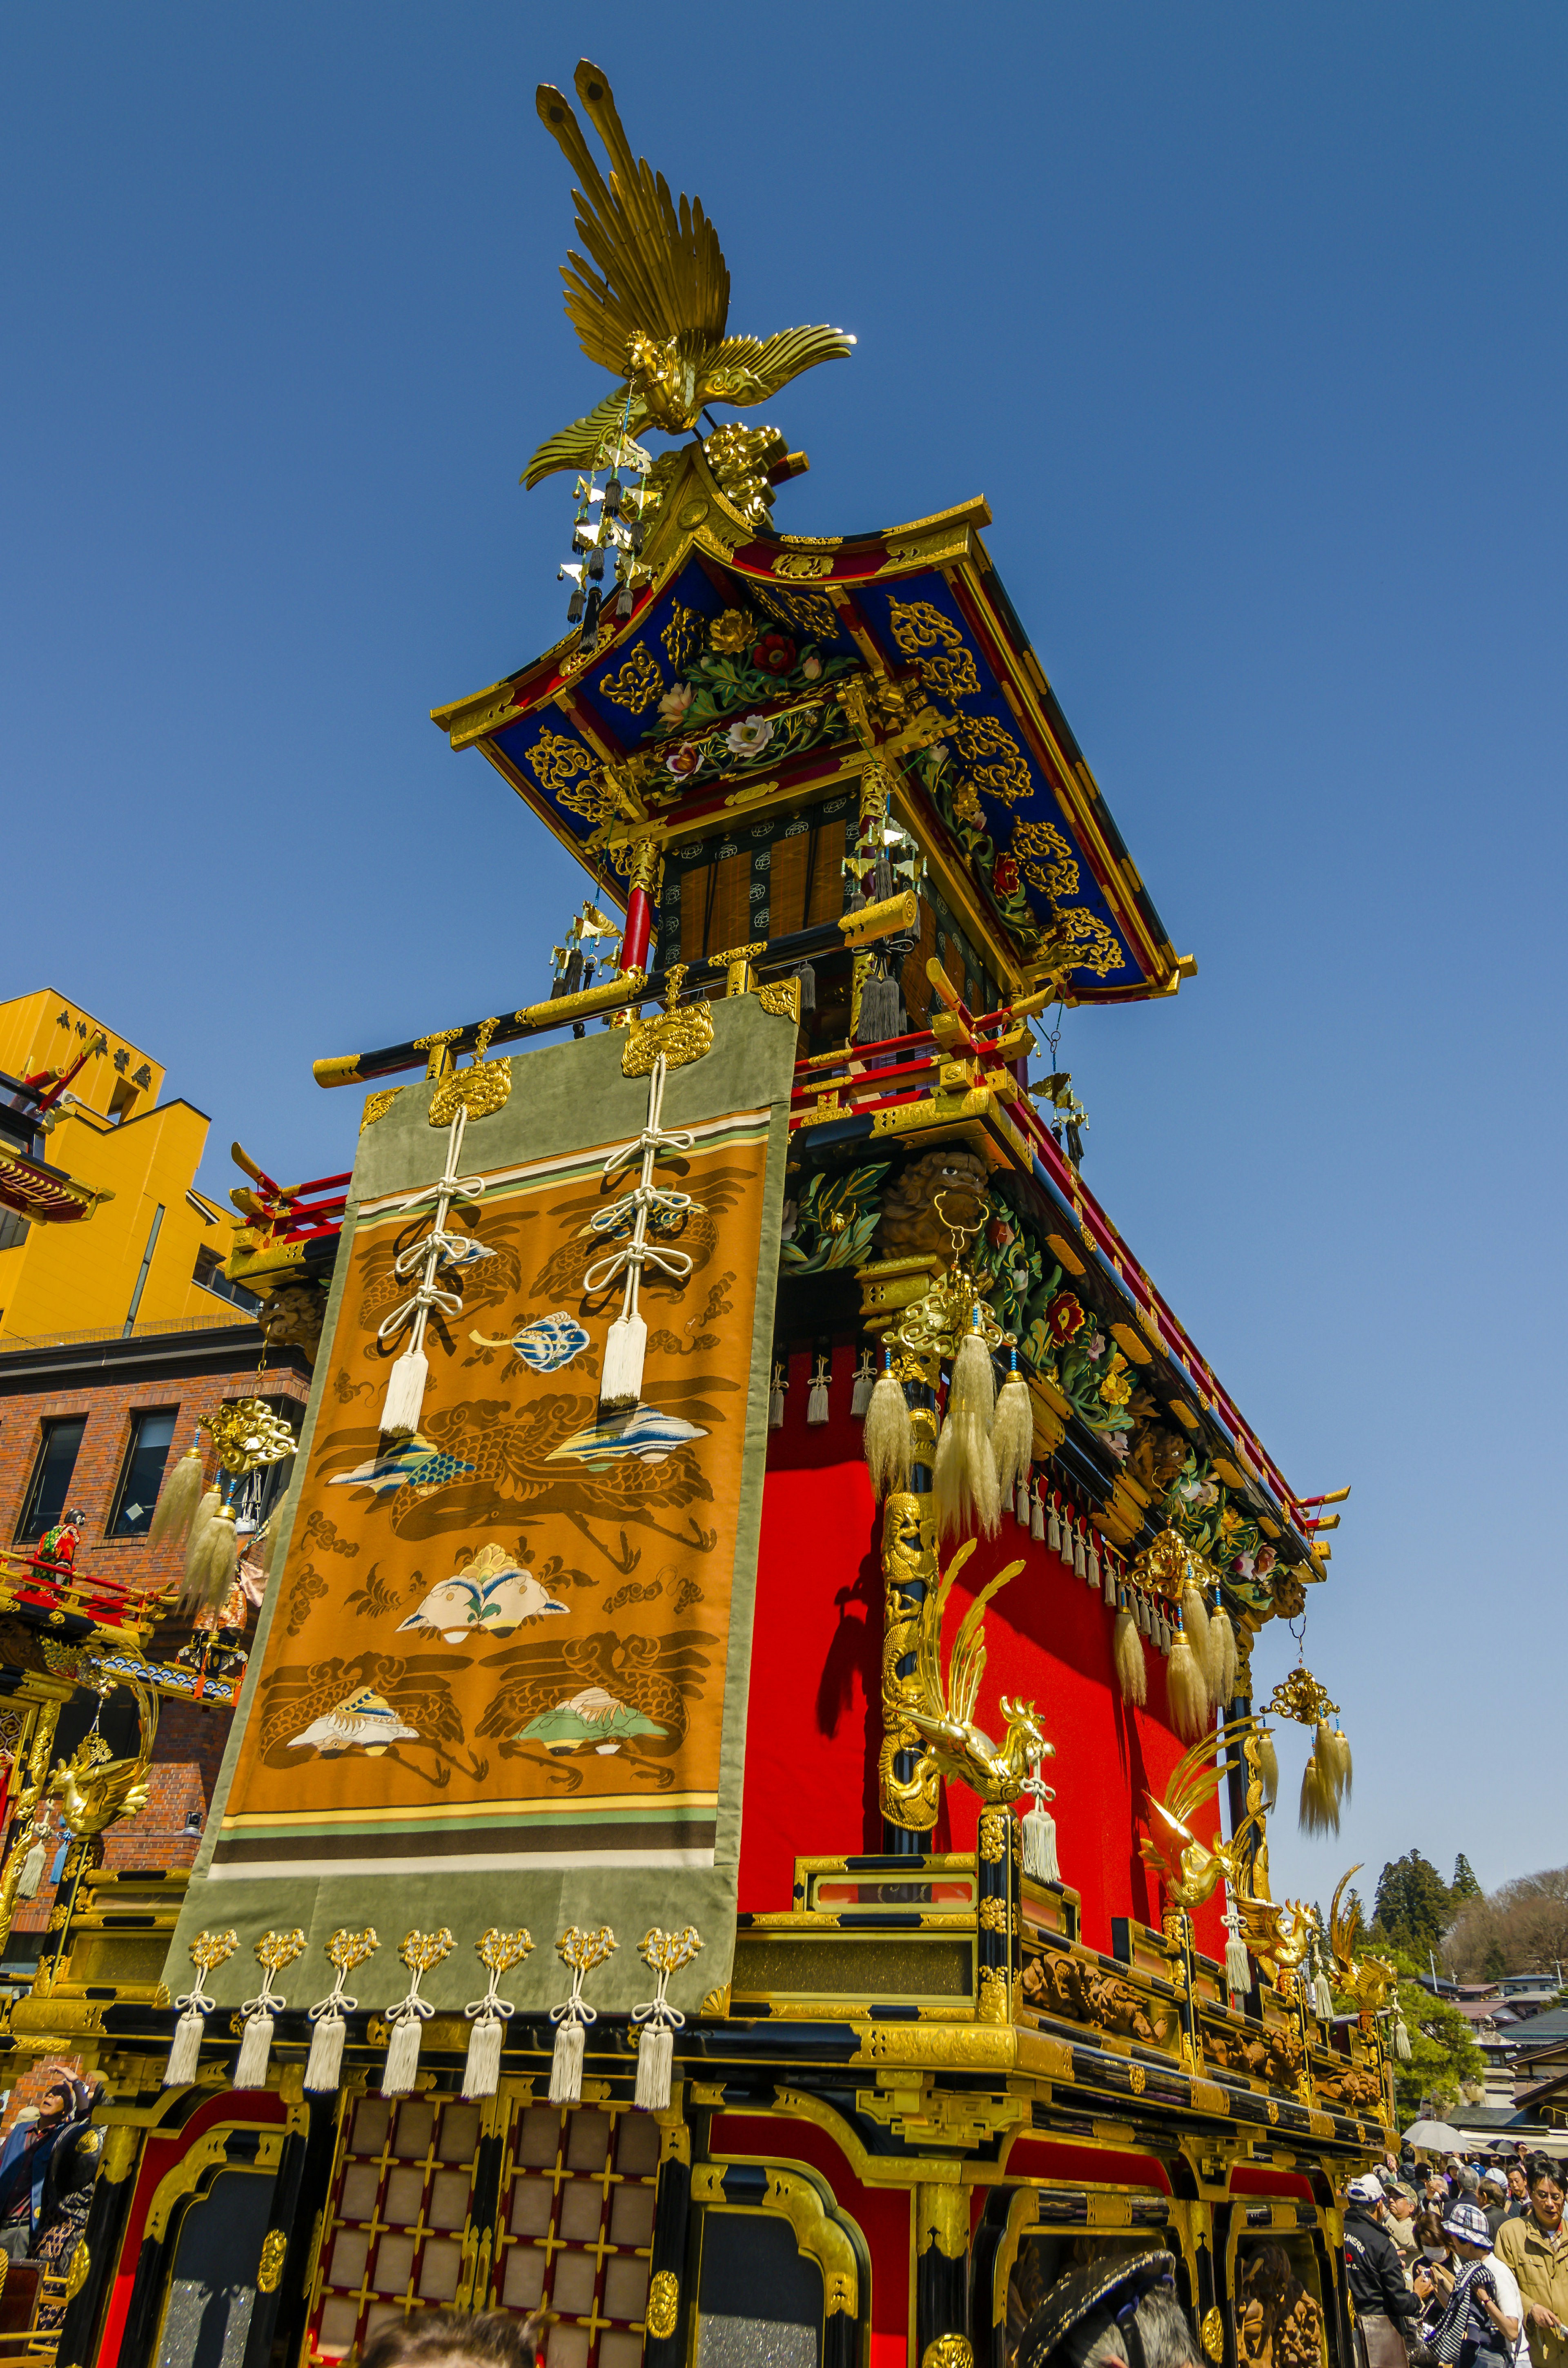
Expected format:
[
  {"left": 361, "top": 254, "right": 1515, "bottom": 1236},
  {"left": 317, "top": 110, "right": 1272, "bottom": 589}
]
[
  {"left": 1016, "top": 2251, "right": 1196, "bottom": 2368},
  {"left": 1427, "top": 2201, "right": 1518, "bottom": 2368},
  {"left": 1345, "top": 2175, "right": 1423, "bottom": 2368}
]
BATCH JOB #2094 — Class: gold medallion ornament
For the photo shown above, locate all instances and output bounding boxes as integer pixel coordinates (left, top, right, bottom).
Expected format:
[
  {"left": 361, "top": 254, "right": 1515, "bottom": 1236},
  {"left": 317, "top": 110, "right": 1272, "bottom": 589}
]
[
  {"left": 1201, "top": 2306, "right": 1225, "bottom": 2363},
  {"left": 428, "top": 1017, "right": 512, "bottom": 1125},
  {"left": 646, "top": 2269, "right": 680, "bottom": 2341},
  {"left": 256, "top": 2230, "right": 288, "bottom": 2294},
  {"left": 205, "top": 1398, "right": 296, "bottom": 1478}
]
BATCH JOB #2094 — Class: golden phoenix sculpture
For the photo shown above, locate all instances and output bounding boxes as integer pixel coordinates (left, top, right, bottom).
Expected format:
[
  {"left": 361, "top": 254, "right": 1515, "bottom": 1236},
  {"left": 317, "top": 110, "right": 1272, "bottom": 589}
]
[
  {"left": 1140, "top": 1717, "right": 1314, "bottom": 1986},
  {"left": 526, "top": 60, "right": 855, "bottom": 488}
]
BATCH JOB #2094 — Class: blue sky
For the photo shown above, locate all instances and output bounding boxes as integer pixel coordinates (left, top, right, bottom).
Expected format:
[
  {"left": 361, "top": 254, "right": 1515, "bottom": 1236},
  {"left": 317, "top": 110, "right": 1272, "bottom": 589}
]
[{"left": 4, "top": 7, "right": 1564, "bottom": 1924}]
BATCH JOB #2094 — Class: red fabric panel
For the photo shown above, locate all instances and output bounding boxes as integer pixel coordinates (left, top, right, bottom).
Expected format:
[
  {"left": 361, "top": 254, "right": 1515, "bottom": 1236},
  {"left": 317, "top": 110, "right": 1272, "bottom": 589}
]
[
  {"left": 738, "top": 1344, "right": 1224, "bottom": 1963},
  {"left": 713, "top": 2112, "right": 910, "bottom": 2366},
  {"left": 1228, "top": 2166, "right": 1316, "bottom": 2200},
  {"left": 1003, "top": 2136, "right": 1172, "bottom": 2191}
]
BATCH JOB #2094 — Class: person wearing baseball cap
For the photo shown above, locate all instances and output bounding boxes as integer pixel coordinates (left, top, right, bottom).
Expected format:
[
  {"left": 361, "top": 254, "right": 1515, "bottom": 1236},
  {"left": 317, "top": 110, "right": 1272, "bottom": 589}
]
[
  {"left": 1016, "top": 2251, "right": 1198, "bottom": 2368},
  {"left": 1345, "top": 2174, "right": 1423, "bottom": 2368},
  {"left": 1429, "top": 2201, "right": 1519, "bottom": 2368}
]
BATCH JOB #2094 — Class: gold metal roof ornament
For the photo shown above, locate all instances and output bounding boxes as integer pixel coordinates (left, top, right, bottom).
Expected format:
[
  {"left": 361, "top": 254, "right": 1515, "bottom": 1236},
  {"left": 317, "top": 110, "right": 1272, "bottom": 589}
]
[{"left": 525, "top": 61, "right": 854, "bottom": 488}]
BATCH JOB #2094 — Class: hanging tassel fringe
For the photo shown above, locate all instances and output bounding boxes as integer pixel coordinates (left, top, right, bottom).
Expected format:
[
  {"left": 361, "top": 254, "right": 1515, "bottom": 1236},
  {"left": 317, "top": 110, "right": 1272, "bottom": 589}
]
[
  {"left": 1180, "top": 1582, "right": 1211, "bottom": 1678},
  {"left": 551, "top": 2018, "right": 586, "bottom": 2105},
  {"left": 1207, "top": 1605, "right": 1239, "bottom": 1707},
  {"left": 1136, "top": 1590, "right": 1151, "bottom": 1635},
  {"left": 796, "top": 959, "right": 816, "bottom": 1012},
  {"left": 305, "top": 2012, "right": 347, "bottom": 2092},
  {"left": 769, "top": 1362, "right": 787, "bottom": 1430},
  {"left": 1047, "top": 1501, "right": 1061, "bottom": 1554},
  {"left": 234, "top": 2009, "right": 275, "bottom": 2090},
  {"left": 600, "top": 1315, "right": 646, "bottom": 1416},
  {"left": 1394, "top": 2010, "right": 1412, "bottom": 2063},
  {"left": 1073, "top": 1528, "right": 1087, "bottom": 1579},
  {"left": 1298, "top": 1753, "right": 1340, "bottom": 1835},
  {"left": 635, "top": 2023, "right": 675, "bottom": 2112},
  {"left": 1166, "top": 1629, "right": 1210, "bottom": 1740},
  {"left": 933, "top": 1326, "right": 1000, "bottom": 1539},
  {"left": 1021, "top": 1754, "right": 1059, "bottom": 1882},
  {"left": 1102, "top": 1563, "right": 1116, "bottom": 1609},
  {"left": 855, "top": 959, "right": 902, "bottom": 1046},
  {"left": 186, "top": 1485, "right": 221, "bottom": 1555},
  {"left": 164, "top": 2007, "right": 206, "bottom": 2087},
  {"left": 148, "top": 1440, "right": 207, "bottom": 1547},
  {"left": 805, "top": 1356, "right": 831, "bottom": 1425},
  {"left": 1258, "top": 1730, "right": 1280, "bottom": 1808},
  {"left": 382, "top": 2011, "right": 425, "bottom": 2098},
  {"left": 1030, "top": 1485, "right": 1045, "bottom": 1542},
  {"left": 1225, "top": 1914, "right": 1252, "bottom": 1995},
  {"left": 863, "top": 1364, "right": 912, "bottom": 1497},
  {"left": 850, "top": 1351, "right": 875, "bottom": 1418},
  {"left": 1086, "top": 1535, "right": 1100, "bottom": 1588},
  {"left": 991, "top": 1360, "right": 1033, "bottom": 1500},
  {"left": 183, "top": 1503, "right": 239, "bottom": 1613},
  {"left": 379, "top": 1344, "right": 430, "bottom": 1442},
  {"left": 463, "top": 2016, "right": 504, "bottom": 2099},
  {"left": 1114, "top": 1604, "right": 1147, "bottom": 1705},
  {"left": 1312, "top": 1965, "right": 1335, "bottom": 2021},
  {"left": 1330, "top": 1727, "right": 1354, "bottom": 1801}
]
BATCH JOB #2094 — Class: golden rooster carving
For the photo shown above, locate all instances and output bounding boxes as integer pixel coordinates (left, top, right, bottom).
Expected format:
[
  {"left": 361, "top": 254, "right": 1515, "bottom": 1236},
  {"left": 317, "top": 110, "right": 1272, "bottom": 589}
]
[
  {"left": 1139, "top": 1718, "right": 1314, "bottom": 1987},
  {"left": 526, "top": 62, "right": 855, "bottom": 488},
  {"left": 893, "top": 1538, "right": 1047, "bottom": 1810},
  {"left": 1328, "top": 1864, "right": 1399, "bottom": 2015}
]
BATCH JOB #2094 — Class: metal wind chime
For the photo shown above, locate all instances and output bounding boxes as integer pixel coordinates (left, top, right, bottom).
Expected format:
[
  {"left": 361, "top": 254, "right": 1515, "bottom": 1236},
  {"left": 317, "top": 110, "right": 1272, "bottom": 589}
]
[{"left": 556, "top": 422, "right": 653, "bottom": 650}]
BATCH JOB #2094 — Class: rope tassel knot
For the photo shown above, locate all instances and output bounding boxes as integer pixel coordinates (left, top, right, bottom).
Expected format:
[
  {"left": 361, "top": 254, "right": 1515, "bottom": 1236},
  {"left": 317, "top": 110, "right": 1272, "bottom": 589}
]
[
  {"left": 235, "top": 1927, "right": 307, "bottom": 2089},
  {"left": 381, "top": 1928, "right": 454, "bottom": 2096},
  {"left": 632, "top": 1926, "right": 703, "bottom": 2112},
  {"left": 164, "top": 1927, "right": 238, "bottom": 2087},
  {"left": 462, "top": 1927, "right": 534, "bottom": 2098},
  {"left": 549, "top": 1926, "right": 617, "bottom": 2105}
]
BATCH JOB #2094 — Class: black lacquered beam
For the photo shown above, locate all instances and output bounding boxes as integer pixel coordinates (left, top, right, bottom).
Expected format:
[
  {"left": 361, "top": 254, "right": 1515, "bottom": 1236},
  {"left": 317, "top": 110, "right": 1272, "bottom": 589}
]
[{"left": 312, "top": 892, "right": 918, "bottom": 1088}]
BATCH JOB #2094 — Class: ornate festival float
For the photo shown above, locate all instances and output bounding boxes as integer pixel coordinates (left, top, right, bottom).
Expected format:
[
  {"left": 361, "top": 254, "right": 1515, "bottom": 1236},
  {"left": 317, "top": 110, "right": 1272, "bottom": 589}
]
[{"left": 0, "top": 60, "right": 1405, "bottom": 2368}]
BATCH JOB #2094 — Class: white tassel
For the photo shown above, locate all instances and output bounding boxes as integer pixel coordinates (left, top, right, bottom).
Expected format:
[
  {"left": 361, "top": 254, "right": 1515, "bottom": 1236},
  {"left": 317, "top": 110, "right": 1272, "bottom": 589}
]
[
  {"left": 183, "top": 1501, "right": 240, "bottom": 1613},
  {"left": 164, "top": 2007, "right": 206, "bottom": 2087},
  {"left": 990, "top": 1358, "right": 1033, "bottom": 1499},
  {"left": 1114, "top": 1604, "right": 1147, "bottom": 1705},
  {"left": 381, "top": 2011, "right": 425, "bottom": 2097},
  {"left": 1021, "top": 1756, "right": 1059, "bottom": 1883},
  {"left": 378, "top": 1344, "right": 430, "bottom": 1442},
  {"left": 1073, "top": 1528, "right": 1087, "bottom": 1579},
  {"left": 1394, "top": 2010, "right": 1412, "bottom": 2063},
  {"left": 631, "top": 1925, "right": 699, "bottom": 2112},
  {"left": 550, "top": 2018, "right": 586, "bottom": 2105},
  {"left": 600, "top": 1313, "right": 646, "bottom": 1415},
  {"left": 463, "top": 2017, "right": 504, "bottom": 2098},
  {"left": 635, "top": 2023, "right": 674, "bottom": 2111},
  {"left": 1102, "top": 1563, "right": 1116, "bottom": 1608},
  {"left": 1258, "top": 1730, "right": 1280, "bottom": 1808},
  {"left": 1181, "top": 1581, "right": 1211, "bottom": 1677},
  {"left": 863, "top": 1362, "right": 912, "bottom": 1496},
  {"left": 147, "top": 1437, "right": 207, "bottom": 1546},
  {"left": 304, "top": 1928, "right": 379, "bottom": 2094},
  {"left": 1136, "top": 1590, "right": 1150, "bottom": 1636},
  {"left": 933, "top": 1322, "right": 1001, "bottom": 1539},
  {"left": 805, "top": 1355, "right": 831, "bottom": 1425},
  {"left": 1207, "top": 1603, "right": 1239, "bottom": 1706},
  {"left": 304, "top": 2013, "right": 347, "bottom": 2093},
  {"left": 769, "top": 1362, "right": 787, "bottom": 1429},
  {"left": 1225, "top": 1911, "right": 1251, "bottom": 1995},
  {"left": 1047, "top": 1502, "right": 1061, "bottom": 1554},
  {"left": 1313, "top": 1967, "right": 1335, "bottom": 2022},
  {"left": 850, "top": 1351, "right": 875, "bottom": 1418},
  {"left": 462, "top": 1927, "right": 530, "bottom": 2098},
  {"left": 17, "top": 1835, "right": 47, "bottom": 1900},
  {"left": 1030, "top": 1486, "right": 1044, "bottom": 1542},
  {"left": 1086, "top": 1535, "right": 1100, "bottom": 1588},
  {"left": 1166, "top": 1626, "right": 1210, "bottom": 1741},
  {"left": 1015, "top": 1474, "right": 1031, "bottom": 1530},
  {"left": 235, "top": 2011, "right": 275, "bottom": 2090},
  {"left": 380, "top": 1930, "right": 450, "bottom": 2097}
]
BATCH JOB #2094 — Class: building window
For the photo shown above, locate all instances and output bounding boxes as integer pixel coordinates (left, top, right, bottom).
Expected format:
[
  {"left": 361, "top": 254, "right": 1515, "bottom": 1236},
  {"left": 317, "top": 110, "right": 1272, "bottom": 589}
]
[
  {"left": 0, "top": 1209, "right": 29, "bottom": 1253},
  {"left": 109, "top": 1409, "right": 179, "bottom": 1538},
  {"left": 17, "top": 1416, "right": 88, "bottom": 1542},
  {"left": 194, "top": 1246, "right": 261, "bottom": 1313}
]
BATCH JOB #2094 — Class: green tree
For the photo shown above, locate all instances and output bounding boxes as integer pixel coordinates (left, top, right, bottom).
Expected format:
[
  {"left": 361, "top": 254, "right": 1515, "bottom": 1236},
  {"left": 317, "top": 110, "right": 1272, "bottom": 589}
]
[
  {"left": 1452, "top": 1855, "right": 1482, "bottom": 1902},
  {"left": 1367, "top": 1942, "right": 1485, "bottom": 2123},
  {"left": 1374, "top": 1853, "right": 1454, "bottom": 1958}
]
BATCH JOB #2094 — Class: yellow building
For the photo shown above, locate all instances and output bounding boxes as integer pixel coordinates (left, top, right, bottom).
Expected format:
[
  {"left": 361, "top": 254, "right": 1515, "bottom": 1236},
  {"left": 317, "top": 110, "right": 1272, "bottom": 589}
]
[{"left": 0, "top": 989, "right": 244, "bottom": 1347}]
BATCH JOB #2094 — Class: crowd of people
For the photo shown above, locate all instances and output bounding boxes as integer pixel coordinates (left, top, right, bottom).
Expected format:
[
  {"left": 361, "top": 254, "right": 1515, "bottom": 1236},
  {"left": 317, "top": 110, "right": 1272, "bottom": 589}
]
[{"left": 1345, "top": 2146, "right": 1568, "bottom": 2368}]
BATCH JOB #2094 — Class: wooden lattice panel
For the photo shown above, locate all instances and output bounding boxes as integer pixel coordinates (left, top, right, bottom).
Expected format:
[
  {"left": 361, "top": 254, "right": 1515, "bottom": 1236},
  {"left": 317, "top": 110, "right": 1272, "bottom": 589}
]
[{"left": 308, "top": 2092, "right": 659, "bottom": 2368}]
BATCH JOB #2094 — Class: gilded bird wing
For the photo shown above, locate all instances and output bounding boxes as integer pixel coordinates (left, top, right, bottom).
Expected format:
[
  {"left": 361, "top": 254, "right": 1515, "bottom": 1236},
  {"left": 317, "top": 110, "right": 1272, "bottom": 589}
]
[
  {"left": 1329, "top": 1862, "right": 1363, "bottom": 1973},
  {"left": 699, "top": 326, "right": 856, "bottom": 409},
  {"left": 522, "top": 388, "right": 652, "bottom": 492},
  {"left": 948, "top": 1561, "right": 1024, "bottom": 1729},
  {"left": 536, "top": 62, "right": 729, "bottom": 377},
  {"left": 922, "top": 1539, "right": 977, "bottom": 1719}
]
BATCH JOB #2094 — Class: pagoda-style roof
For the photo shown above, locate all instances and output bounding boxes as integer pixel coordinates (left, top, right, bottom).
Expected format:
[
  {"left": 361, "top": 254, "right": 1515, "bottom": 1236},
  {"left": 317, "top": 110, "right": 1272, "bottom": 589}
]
[{"left": 432, "top": 444, "right": 1192, "bottom": 1008}]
